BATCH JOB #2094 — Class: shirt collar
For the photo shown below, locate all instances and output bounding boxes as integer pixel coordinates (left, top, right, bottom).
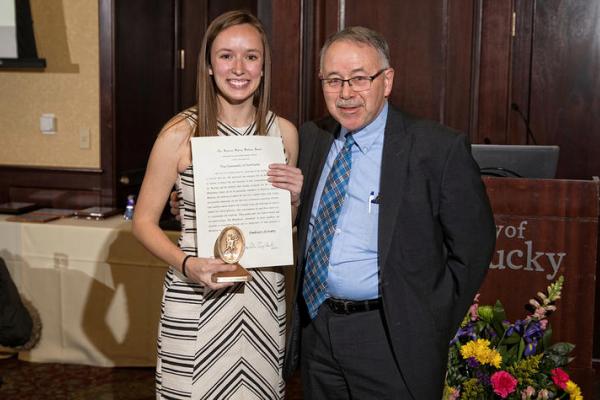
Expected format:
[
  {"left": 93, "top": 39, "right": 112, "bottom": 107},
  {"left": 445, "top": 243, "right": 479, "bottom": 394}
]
[{"left": 339, "top": 101, "right": 388, "bottom": 154}]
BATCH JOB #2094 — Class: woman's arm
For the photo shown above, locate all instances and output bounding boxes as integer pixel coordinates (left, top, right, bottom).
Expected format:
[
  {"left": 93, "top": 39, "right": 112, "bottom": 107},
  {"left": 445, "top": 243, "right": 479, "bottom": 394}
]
[{"left": 132, "top": 118, "right": 236, "bottom": 289}]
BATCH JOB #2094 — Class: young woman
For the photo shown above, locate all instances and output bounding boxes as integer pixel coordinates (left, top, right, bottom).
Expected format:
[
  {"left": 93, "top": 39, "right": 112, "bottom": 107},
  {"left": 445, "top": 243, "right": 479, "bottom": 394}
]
[{"left": 133, "top": 10, "right": 302, "bottom": 399}]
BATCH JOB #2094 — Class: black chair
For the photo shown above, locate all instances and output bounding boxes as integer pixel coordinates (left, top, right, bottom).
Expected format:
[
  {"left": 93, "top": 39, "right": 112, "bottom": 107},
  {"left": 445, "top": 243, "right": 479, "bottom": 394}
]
[{"left": 0, "top": 257, "right": 33, "bottom": 348}]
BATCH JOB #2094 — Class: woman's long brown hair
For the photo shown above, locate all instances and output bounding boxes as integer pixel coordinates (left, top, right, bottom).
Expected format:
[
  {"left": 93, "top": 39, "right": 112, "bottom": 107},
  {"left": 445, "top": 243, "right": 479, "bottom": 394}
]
[{"left": 195, "top": 10, "right": 272, "bottom": 137}]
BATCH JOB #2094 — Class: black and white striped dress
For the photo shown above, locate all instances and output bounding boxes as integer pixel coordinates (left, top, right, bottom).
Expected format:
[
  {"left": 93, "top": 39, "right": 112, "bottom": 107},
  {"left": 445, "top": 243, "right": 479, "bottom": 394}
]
[{"left": 156, "top": 108, "right": 286, "bottom": 399}]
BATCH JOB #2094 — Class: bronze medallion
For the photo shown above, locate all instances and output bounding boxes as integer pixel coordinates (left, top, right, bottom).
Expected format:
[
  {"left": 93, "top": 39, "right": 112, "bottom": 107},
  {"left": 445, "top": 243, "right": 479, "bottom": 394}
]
[{"left": 215, "top": 226, "right": 245, "bottom": 264}]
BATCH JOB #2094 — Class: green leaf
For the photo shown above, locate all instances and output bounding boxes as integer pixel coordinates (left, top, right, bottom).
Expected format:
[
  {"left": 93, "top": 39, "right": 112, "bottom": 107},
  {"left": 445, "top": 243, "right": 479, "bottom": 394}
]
[
  {"left": 491, "top": 320, "right": 506, "bottom": 337},
  {"left": 517, "top": 339, "right": 525, "bottom": 361},
  {"left": 503, "top": 333, "right": 521, "bottom": 345},
  {"left": 542, "top": 327, "right": 553, "bottom": 350},
  {"left": 548, "top": 342, "right": 575, "bottom": 356},
  {"left": 493, "top": 300, "right": 507, "bottom": 322},
  {"left": 504, "top": 344, "right": 519, "bottom": 365},
  {"left": 490, "top": 302, "right": 506, "bottom": 336},
  {"left": 475, "top": 320, "right": 487, "bottom": 335},
  {"left": 541, "top": 343, "right": 574, "bottom": 369}
]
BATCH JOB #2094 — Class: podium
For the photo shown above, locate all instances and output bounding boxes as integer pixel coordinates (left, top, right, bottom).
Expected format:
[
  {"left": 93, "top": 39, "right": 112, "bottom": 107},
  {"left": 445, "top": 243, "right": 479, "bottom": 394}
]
[{"left": 478, "top": 177, "right": 599, "bottom": 370}]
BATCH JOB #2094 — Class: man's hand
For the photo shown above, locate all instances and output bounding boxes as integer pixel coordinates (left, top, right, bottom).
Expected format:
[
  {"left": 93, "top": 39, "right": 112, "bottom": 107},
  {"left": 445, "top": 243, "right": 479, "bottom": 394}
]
[
  {"left": 267, "top": 163, "right": 303, "bottom": 207},
  {"left": 169, "top": 190, "right": 180, "bottom": 220}
]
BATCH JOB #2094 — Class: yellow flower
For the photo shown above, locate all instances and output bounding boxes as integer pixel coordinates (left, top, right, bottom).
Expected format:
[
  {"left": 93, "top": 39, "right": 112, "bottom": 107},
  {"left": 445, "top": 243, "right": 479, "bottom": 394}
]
[
  {"left": 565, "top": 380, "right": 583, "bottom": 399},
  {"left": 460, "top": 339, "right": 489, "bottom": 358},
  {"left": 460, "top": 339, "right": 502, "bottom": 368},
  {"left": 490, "top": 351, "right": 502, "bottom": 368}
]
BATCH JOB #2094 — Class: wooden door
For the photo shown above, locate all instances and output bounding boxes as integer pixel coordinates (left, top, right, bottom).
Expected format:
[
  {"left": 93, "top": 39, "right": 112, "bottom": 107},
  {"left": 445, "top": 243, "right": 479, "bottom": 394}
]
[{"left": 114, "top": 0, "right": 178, "bottom": 207}]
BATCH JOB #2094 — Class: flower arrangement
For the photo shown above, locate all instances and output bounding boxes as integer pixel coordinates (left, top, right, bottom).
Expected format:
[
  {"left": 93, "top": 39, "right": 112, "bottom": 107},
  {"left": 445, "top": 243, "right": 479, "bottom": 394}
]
[{"left": 444, "top": 276, "right": 583, "bottom": 399}]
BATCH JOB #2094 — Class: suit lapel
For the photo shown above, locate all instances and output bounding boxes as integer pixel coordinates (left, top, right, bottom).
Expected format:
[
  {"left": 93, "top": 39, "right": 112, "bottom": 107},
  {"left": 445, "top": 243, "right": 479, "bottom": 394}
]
[
  {"left": 305, "top": 129, "right": 336, "bottom": 219},
  {"left": 297, "top": 120, "right": 337, "bottom": 273},
  {"left": 378, "top": 107, "right": 412, "bottom": 271}
]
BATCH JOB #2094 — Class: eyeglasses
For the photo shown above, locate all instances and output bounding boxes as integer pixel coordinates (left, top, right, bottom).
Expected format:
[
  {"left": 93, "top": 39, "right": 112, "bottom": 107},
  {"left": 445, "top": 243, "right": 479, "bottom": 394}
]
[{"left": 320, "top": 69, "right": 387, "bottom": 93}]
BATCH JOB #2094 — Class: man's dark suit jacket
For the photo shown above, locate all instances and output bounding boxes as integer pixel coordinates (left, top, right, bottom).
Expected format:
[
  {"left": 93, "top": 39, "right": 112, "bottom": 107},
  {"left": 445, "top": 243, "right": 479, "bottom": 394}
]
[{"left": 284, "top": 105, "right": 496, "bottom": 399}]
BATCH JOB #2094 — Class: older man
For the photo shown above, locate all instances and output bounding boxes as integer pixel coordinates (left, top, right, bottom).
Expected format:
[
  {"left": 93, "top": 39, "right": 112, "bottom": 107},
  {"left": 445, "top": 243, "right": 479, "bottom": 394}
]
[{"left": 284, "top": 26, "right": 496, "bottom": 399}]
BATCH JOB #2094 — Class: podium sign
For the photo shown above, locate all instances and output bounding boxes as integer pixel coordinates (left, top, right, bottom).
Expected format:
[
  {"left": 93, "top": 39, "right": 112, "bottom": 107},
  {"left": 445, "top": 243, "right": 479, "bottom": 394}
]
[{"left": 479, "top": 177, "right": 599, "bottom": 369}]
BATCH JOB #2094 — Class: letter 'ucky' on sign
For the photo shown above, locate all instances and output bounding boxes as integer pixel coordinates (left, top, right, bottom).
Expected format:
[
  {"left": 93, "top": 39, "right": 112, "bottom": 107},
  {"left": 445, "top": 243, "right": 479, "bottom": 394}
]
[{"left": 490, "top": 220, "right": 567, "bottom": 281}]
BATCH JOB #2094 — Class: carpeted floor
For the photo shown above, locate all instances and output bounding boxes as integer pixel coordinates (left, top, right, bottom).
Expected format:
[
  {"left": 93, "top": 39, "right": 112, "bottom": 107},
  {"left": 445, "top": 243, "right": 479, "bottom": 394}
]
[
  {"left": 0, "top": 356, "right": 155, "bottom": 400},
  {"left": 0, "top": 355, "right": 303, "bottom": 400},
  {"left": 1, "top": 354, "right": 598, "bottom": 399}
]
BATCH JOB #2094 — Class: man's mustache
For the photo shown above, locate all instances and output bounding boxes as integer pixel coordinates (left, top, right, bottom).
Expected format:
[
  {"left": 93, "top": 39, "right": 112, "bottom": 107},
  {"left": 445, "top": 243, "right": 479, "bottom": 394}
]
[{"left": 336, "top": 100, "right": 363, "bottom": 108}]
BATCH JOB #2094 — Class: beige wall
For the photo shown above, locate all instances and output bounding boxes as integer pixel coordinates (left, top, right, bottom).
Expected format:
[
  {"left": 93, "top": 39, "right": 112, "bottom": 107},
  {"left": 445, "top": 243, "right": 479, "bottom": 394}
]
[{"left": 0, "top": 0, "right": 99, "bottom": 169}]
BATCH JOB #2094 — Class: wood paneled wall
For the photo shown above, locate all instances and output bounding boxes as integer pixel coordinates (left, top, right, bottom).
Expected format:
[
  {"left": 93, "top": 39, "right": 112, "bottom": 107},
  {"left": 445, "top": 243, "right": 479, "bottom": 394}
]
[
  {"left": 294, "top": 0, "right": 600, "bottom": 180},
  {"left": 0, "top": 0, "right": 598, "bottom": 366},
  {"left": 266, "top": 0, "right": 302, "bottom": 123},
  {"left": 528, "top": 1, "right": 600, "bottom": 179},
  {"left": 2, "top": 0, "right": 599, "bottom": 205}
]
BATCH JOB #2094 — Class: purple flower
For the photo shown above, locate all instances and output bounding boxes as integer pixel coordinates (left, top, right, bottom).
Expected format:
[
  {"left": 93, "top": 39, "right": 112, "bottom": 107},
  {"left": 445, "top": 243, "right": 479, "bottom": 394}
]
[
  {"left": 467, "top": 357, "right": 480, "bottom": 369},
  {"left": 450, "top": 323, "right": 476, "bottom": 345},
  {"left": 476, "top": 369, "right": 491, "bottom": 386},
  {"left": 507, "top": 320, "right": 544, "bottom": 357},
  {"left": 506, "top": 319, "right": 527, "bottom": 337},
  {"left": 524, "top": 321, "right": 544, "bottom": 342},
  {"left": 523, "top": 341, "right": 538, "bottom": 356}
]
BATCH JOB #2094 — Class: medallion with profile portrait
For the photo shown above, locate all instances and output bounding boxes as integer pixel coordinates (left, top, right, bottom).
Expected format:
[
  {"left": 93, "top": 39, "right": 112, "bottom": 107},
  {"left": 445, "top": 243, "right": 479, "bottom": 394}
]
[{"left": 215, "top": 226, "right": 245, "bottom": 264}]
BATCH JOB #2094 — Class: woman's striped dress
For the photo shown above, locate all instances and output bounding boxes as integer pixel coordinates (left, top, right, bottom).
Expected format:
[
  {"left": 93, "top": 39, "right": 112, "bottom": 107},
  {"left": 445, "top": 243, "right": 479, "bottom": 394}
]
[{"left": 156, "top": 108, "right": 286, "bottom": 399}]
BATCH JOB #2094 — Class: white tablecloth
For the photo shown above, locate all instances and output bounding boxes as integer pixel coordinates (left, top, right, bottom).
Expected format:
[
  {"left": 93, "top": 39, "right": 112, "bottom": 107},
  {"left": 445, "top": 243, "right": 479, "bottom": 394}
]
[{"left": 1, "top": 215, "right": 177, "bottom": 367}]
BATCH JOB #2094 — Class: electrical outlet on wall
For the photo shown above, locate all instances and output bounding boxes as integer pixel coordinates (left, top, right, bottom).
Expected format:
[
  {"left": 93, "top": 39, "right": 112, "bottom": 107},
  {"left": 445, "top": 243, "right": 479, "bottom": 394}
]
[
  {"left": 79, "top": 128, "right": 91, "bottom": 149},
  {"left": 40, "top": 114, "right": 56, "bottom": 134}
]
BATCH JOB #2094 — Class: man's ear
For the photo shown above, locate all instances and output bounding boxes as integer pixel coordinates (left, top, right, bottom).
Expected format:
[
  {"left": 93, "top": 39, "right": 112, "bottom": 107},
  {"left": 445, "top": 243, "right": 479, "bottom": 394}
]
[{"left": 383, "top": 68, "right": 395, "bottom": 97}]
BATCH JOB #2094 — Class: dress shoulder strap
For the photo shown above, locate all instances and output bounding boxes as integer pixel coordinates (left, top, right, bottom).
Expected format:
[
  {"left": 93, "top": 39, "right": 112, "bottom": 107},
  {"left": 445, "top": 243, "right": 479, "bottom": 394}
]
[
  {"left": 265, "top": 111, "right": 280, "bottom": 137},
  {"left": 178, "top": 106, "right": 198, "bottom": 130}
]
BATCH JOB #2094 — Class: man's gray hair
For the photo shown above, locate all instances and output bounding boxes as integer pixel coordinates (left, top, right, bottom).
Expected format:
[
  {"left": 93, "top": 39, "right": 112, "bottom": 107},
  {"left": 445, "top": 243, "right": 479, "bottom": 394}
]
[{"left": 319, "top": 26, "right": 391, "bottom": 71}]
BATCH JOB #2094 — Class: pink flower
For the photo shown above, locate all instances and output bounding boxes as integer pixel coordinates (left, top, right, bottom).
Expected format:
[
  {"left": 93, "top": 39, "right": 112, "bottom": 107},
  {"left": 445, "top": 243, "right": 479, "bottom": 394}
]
[
  {"left": 490, "top": 371, "right": 518, "bottom": 398},
  {"left": 533, "top": 306, "right": 546, "bottom": 319},
  {"left": 539, "top": 319, "right": 548, "bottom": 330},
  {"left": 447, "top": 387, "right": 460, "bottom": 400},
  {"left": 521, "top": 386, "right": 535, "bottom": 399},
  {"left": 469, "top": 294, "right": 480, "bottom": 321},
  {"left": 469, "top": 303, "right": 479, "bottom": 321},
  {"left": 551, "top": 368, "right": 570, "bottom": 389}
]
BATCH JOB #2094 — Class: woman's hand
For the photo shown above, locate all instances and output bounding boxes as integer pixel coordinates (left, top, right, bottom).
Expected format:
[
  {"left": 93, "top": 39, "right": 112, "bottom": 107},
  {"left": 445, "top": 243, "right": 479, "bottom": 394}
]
[
  {"left": 184, "top": 257, "right": 238, "bottom": 290},
  {"left": 267, "top": 163, "right": 303, "bottom": 206}
]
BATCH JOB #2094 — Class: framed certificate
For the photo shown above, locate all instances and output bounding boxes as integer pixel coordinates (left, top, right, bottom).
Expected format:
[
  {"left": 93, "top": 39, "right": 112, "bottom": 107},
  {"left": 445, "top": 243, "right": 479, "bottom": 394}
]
[{"left": 191, "top": 136, "right": 293, "bottom": 269}]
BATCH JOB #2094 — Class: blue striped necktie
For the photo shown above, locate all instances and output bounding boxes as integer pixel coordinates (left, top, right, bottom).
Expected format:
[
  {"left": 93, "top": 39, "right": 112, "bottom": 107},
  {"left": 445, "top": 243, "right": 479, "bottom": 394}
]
[{"left": 303, "top": 133, "right": 355, "bottom": 319}]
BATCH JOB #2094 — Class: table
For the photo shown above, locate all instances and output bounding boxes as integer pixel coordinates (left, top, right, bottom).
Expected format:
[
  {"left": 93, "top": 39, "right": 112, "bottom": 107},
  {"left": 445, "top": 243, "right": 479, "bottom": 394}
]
[{"left": 0, "top": 215, "right": 177, "bottom": 367}]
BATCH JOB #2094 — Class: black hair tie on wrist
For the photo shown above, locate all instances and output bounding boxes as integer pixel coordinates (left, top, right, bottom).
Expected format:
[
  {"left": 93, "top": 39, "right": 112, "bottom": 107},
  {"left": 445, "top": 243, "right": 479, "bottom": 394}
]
[{"left": 181, "top": 254, "right": 193, "bottom": 278}]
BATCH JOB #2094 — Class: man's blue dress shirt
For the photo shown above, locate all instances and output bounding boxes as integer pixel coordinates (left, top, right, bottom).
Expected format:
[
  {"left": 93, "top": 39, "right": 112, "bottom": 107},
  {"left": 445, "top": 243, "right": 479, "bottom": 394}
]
[{"left": 306, "top": 102, "right": 387, "bottom": 300}]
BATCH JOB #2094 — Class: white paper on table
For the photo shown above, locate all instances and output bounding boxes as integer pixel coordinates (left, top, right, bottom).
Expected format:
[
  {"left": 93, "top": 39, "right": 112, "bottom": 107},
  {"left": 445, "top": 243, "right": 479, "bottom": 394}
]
[{"left": 190, "top": 136, "right": 293, "bottom": 268}]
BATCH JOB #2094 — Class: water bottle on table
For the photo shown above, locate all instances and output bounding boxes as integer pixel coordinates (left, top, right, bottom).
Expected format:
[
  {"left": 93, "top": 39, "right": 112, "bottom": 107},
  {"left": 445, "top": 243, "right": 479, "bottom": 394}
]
[{"left": 123, "top": 195, "right": 135, "bottom": 220}]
